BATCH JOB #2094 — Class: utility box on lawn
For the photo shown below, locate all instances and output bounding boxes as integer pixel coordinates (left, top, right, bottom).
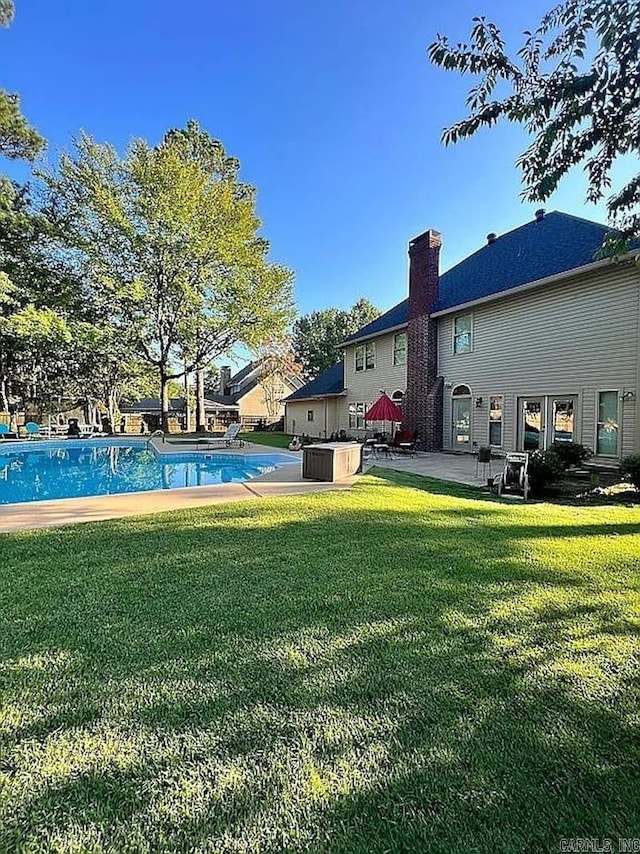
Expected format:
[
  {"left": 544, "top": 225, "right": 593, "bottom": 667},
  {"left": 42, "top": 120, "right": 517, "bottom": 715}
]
[{"left": 302, "top": 442, "right": 362, "bottom": 482}]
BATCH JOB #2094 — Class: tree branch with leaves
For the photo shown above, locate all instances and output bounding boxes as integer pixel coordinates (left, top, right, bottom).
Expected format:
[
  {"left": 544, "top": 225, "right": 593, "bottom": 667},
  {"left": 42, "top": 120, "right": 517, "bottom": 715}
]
[{"left": 429, "top": 0, "right": 640, "bottom": 245}]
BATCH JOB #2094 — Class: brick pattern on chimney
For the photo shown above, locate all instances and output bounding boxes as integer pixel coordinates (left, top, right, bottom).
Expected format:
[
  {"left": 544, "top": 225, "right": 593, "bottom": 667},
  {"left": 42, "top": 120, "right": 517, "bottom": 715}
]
[{"left": 402, "top": 229, "right": 444, "bottom": 451}]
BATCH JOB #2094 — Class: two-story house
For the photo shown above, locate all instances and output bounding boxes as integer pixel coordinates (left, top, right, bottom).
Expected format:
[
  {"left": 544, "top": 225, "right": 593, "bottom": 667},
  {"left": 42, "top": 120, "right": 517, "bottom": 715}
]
[{"left": 286, "top": 210, "right": 640, "bottom": 461}]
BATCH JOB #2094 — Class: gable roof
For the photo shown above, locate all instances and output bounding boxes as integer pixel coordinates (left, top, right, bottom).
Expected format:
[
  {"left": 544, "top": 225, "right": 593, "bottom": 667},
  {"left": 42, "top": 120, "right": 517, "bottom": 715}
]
[
  {"left": 343, "top": 211, "right": 614, "bottom": 344},
  {"left": 286, "top": 361, "right": 345, "bottom": 401}
]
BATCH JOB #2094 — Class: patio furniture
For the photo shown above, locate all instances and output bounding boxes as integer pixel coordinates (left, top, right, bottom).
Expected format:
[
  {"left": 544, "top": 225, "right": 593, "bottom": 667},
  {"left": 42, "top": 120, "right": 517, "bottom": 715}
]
[
  {"left": 24, "top": 422, "right": 41, "bottom": 440},
  {"left": 0, "top": 423, "right": 17, "bottom": 440},
  {"left": 475, "top": 446, "right": 493, "bottom": 479},
  {"left": 373, "top": 443, "right": 393, "bottom": 459},
  {"left": 496, "top": 452, "right": 530, "bottom": 501},
  {"left": 391, "top": 430, "right": 418, "bottom": 456}
]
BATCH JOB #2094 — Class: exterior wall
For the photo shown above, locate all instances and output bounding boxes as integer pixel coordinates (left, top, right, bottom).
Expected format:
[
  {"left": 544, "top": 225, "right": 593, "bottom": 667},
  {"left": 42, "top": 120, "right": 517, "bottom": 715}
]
[
  {"left": 236, "top": 377, "right": 294, "bottom": 423},
  {"left": 340, "top": 332, "right": 408, "bottom": 437},
  {"left": 437, "top": 263, "right": 640, "bottom": 458},
  {"left": 285, "top": 397, "right": 342, "bottom": 438}
]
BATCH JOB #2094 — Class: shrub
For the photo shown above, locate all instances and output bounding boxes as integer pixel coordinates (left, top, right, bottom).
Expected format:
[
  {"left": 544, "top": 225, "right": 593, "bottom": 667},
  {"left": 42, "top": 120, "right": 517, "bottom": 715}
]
[
  {"left": 620, "top": 455, "right": 640, "bottom": 489},
  {"left": 528, "top": 449, "right": 564, "bottom": 494},
  {"left": 551, "top": 441, "right": 593, "bottom": 469}
]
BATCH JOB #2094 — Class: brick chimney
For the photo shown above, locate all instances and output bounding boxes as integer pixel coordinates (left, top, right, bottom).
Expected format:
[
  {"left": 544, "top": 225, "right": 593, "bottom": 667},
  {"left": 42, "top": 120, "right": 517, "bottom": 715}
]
[
  {"left": 402, "top": 229, "right": 444, "bottom": 451},
  {"left": 220, "top": 366, "right": 232, "bottom": 396}
]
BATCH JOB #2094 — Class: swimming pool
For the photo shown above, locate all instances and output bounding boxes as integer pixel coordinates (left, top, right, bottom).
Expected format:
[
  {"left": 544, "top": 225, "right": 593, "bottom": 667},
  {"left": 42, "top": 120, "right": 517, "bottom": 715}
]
[{"left": 0, "top": 440, "right": 300, "bottom": 505}]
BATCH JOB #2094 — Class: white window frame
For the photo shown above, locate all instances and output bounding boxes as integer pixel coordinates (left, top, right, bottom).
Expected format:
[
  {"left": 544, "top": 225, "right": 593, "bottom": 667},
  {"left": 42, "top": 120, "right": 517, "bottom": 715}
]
[
  {"left": 365, "top": 342, "right": 376, "bottom": 370},
  {"left": 595, "top": 389, "right": 621, "bottom": 457},
  {"left": 354, "top": 346, "right": 364, "bottom": 372},
  {"left": 393, "top": 332, "right": 407, "bottom": 366},
  {"left": 307, "top": 409, "right": 314, "bottom": 422},
  {"left": 488, "top": 394, "right": 503, "bottom": 448},
  {"left": 453, "top": 314, "right": 473, "bottom": 355}
]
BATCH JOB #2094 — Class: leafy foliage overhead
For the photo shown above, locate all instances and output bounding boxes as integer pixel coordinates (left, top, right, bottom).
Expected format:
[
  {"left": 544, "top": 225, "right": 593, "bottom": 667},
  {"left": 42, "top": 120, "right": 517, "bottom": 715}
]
[
  {"left": 0, "top": 1, "right": 45, "bottom": 162},
  {"left": 429, "top": 0, "right": 640, "bottom": 243},
  {"left": 293, "top": 298, "right": 380, "bottom": 379}
]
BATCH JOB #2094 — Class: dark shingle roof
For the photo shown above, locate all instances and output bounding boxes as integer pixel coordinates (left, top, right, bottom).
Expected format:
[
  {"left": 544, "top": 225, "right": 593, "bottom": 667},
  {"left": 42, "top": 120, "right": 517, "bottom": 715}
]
[
  {"left": 343, "top": 300, "right": 409, "bottom": 345},
  {"left": 230, "top": 362, "right": 256, "bottom": 385},
  {"left": 342, "top": 211, "right": 613, "bottom": 343},
  {"left": 286, "top": 362, "right": 345, "bottom": 401},
  {"left": 433, "top": 211, "right": 611, "bottom": 312}
]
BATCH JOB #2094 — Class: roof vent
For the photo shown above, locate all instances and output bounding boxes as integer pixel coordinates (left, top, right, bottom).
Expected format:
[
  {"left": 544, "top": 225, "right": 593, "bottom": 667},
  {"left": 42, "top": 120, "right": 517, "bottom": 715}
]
[
  {"left": 487, "top": 232, "right": 497, "bottom": 245},
  {"left": 535, "top": 208, "right": 546, "bottom": 222}
]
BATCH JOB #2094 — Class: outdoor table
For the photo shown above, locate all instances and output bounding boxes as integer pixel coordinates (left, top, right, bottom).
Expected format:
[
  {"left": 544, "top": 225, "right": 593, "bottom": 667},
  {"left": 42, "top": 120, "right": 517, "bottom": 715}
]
[
  {"left": 397, "top": 442, "right": 415, "bottom": 456},
  {"left": 373, "top": 443, "right": 393, "bottom": 459}
]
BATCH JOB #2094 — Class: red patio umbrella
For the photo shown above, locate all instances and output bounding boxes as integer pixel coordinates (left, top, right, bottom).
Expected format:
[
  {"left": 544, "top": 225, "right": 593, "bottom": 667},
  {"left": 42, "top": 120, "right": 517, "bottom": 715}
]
[{"left": 365, "top": 393, "right": 404, "bottom": 438}]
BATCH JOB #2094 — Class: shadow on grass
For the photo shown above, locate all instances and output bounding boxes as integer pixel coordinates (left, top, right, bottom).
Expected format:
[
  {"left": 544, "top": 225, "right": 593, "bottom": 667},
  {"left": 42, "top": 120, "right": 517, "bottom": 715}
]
[{"left": 1, "top": 474, "right": 639, "bottom": 852}]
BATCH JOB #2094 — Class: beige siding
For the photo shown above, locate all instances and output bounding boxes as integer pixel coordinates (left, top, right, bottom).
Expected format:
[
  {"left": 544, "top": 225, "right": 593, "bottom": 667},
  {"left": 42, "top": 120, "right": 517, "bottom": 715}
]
[
  {"left": 237, "top": 377, "right": 294, "bottom": 421},
  {"left": 437, "top": 263, "right": 640, "bottom": 457},
  {"left": 341, "top": 332, "right": 408, "bottom": 437},
  {"left": 285, "top": 397, "right": 341, "bottom": 438}
]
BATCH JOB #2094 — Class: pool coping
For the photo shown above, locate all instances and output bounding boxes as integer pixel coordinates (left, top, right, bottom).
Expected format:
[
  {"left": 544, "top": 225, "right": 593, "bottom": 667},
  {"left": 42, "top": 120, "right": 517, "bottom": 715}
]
[{"left": 0, "top": 441, "right": 355, "bottom": 533}]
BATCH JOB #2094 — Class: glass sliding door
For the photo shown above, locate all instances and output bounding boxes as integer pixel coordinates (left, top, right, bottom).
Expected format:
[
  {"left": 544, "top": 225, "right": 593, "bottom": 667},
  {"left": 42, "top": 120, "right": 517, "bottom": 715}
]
[
  {"left": 521, "top": 398, "right": 544, "bottom": 451},
  {"left": 550, "top": 398, "right": 576, "bottom": 444}
]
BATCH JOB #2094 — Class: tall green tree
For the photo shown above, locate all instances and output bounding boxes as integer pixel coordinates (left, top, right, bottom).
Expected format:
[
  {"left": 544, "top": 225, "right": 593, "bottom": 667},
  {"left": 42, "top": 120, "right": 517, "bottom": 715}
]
[
  {"left": 293, "top": 298, "right": 380, "bottom": 378},
  {"left": 0, "top": 2, "right": 44, "bottom": 164},
  {"left": 429, "top": 0, "right": 640, "bottom": 244},
  {"left": 45, "top": 125, "right": 294, "bottom": 429},
  {"left": 0, "top": 185, "right": 80, "bottom": 414}
]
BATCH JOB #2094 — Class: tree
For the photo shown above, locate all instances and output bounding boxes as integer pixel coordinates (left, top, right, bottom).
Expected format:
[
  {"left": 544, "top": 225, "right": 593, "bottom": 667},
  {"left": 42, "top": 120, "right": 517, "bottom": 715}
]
[
  {"left": 254, "top": 338, "right": 302, "bottom": 420},
  {"left": 0, "top": 2, "right": 45, "bottom": 163},
  {"left": 293, "top": 298, "right": 380, "bottom": 378},
  {"left": 429, "top": 0, "right": 640, "bottom": 244},
  {"left": 44, "top": 124, "right": 294, "bottom": 429},
  {"left": 0, "top": 184, "right": 80, "bottom": 414}
]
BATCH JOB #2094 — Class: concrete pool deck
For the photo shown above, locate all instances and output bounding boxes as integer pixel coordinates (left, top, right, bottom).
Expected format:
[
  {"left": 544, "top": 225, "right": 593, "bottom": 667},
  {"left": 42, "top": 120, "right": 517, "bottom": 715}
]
[{"left": 0, "top": 444, "right": 357, "bottom": 534}]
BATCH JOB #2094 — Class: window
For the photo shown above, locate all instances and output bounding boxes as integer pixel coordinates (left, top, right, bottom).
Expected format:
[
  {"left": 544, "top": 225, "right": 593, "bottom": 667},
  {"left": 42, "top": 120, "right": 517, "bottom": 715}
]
[
  {"left": 355, "top": 343, "right": 375, "bottom": 371},
  {"left": 391, "top": 390, "right": 404, "bottom": 408},
  {"left": 551, "top": 399, "right": 575, "bottom": 444},
  {"left": 307, "top": 410, "right": 314, "bottom": 422},
  {"left": 348, "top": 402, "right": 369, "bottom": 429},
  {"left": 393, "top": 333, "right": 407, "bottom": 366},
  {"left": 454, "top": 314, "right": 473, "bottom": 354},
  {"left": 597, "top": 391, "right": 619, "bottom": 456},
  {"left": 489, "top": 395, "right": 503, "bottom": 446},
  {"left": 365, "top": 342, "right": 375, "bottom": 369}
]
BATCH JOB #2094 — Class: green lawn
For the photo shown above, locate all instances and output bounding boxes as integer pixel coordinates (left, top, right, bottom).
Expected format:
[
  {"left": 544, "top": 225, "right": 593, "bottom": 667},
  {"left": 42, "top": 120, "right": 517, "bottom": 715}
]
[
  {"left": 1, "top": 472, "right": 639, "bottom": 853},
  {"left": 241, "top": 431, "right": 292, "bottom": 448}
]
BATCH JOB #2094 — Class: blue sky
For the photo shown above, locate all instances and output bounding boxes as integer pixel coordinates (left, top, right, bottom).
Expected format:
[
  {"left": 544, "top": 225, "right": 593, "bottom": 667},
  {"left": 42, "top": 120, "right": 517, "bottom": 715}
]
[{"left": 2, "top": 0, "right": 624, "bottom": 327}]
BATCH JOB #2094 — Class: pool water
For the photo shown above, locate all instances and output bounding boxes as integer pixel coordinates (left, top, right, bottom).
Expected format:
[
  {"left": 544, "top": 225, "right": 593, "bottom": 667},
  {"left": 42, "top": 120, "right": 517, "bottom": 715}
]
[{"left": 0, "top": 440, "right": 299, "bottom": 505}]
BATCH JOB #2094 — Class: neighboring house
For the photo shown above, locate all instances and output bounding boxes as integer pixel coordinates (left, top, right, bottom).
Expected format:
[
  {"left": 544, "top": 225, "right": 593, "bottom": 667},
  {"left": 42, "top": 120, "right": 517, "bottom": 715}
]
[
  {"left": 285, "top": 210, "right": 640, "bottom": 461},
  {"left": 208, "top": 362, "right": 305, "bottom": 428}
]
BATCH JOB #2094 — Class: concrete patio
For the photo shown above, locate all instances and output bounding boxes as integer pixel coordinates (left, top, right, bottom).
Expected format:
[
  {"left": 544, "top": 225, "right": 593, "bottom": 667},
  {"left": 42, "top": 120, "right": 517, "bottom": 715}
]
[{"left": 363, "top": 450, "right": 496, "bottom": 487}]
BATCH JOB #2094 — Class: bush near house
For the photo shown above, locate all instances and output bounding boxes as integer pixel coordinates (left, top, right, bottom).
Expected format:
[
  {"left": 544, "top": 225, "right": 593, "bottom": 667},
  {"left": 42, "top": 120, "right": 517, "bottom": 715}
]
[
  {"left": 551, "top": 441, "right": 593, "bottom": 470},
  {"left": 527, "top": 448, "right": 564, "bottom": 494},
  {"left": 620, "top": 455, "right": 640, "bottom": 490}
]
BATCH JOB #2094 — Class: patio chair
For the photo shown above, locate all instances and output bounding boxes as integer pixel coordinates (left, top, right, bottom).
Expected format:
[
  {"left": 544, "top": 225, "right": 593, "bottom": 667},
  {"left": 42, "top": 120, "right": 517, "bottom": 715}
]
[
  {"left": 391, "top": 429, "right": 418, "bottom": 456},
  {"left": 496, "top": 452, "right": 530, "bottom": 501},
  {"left": 209, "top": 422, "right": 244, "bottom": 448},
  {"left": 0, "top": 423, "right": 17, "bottom": 440},
  {"left": 24, "top": 422, "right": 41, "bottom": 440}
]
